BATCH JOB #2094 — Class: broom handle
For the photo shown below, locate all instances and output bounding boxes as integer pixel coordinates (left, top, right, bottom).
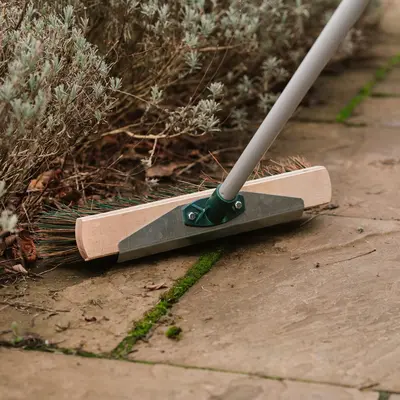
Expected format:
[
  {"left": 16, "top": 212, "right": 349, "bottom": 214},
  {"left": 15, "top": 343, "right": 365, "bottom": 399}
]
[{"left": 219, "top": 0, "right": 370, "bottom": 201}]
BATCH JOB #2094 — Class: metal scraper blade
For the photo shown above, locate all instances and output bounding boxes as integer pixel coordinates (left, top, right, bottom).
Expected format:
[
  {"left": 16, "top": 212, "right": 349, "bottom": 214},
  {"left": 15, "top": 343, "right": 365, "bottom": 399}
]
[{"left": 117, "top": 192, "right": 304, "bottom": 263}]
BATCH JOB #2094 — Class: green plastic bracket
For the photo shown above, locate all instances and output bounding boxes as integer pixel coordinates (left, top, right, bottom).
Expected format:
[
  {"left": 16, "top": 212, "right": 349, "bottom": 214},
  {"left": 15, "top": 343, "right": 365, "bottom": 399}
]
[{"left": 182, "top": 185, "right": 245, "bottom": 227}]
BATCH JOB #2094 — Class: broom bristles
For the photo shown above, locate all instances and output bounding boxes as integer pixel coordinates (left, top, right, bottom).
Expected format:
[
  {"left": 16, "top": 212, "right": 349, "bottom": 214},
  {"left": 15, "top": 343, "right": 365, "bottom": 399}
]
[{"left": 35, "top": 156, "right": 311, "bottom": 267}]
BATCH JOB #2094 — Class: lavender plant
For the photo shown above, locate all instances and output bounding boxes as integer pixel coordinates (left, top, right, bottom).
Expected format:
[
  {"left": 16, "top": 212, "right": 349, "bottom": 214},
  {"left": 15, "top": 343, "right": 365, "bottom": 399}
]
[
  {"left": 0, "top": 0, "right": 373, "bottom": 210},
  {"left": 0, "top": 2, "right": 120, "bottom": 208}
]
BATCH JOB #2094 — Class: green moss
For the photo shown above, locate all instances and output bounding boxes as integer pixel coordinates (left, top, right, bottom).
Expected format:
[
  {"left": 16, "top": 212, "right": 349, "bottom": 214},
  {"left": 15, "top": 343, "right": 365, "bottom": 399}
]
[
  {"left": 378, "top": 392, "right": 390, "bottom": 400},
  {"left": 111, "top": 248, "right": 224, "bottom": 358},
  {"left": 57, "top": 348, "right": 105, "bottom": 359},
  {"left": 336, "top": 80, "right": 374, "bottom": 123},
  {"left": 165, "top": 326, "right": 182, "bottom": 340},
  {"left": 336, "top": 53, "right": 400, "bottom": 123}
]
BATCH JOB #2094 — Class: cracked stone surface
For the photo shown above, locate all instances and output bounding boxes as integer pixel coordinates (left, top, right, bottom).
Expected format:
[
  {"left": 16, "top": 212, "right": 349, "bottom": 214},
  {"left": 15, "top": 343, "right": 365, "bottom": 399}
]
[
  {"left": 270, "top": 122, "right": 400, "bottom": 220},
  {"left": 134, "top": 216, "right": 400, "bottom": 392},
  {"left": 0, "top": 252, "right": 199, "bottom": 353},
  {"left": 0, "top": 349, "right": 379, "bottom": 400}
]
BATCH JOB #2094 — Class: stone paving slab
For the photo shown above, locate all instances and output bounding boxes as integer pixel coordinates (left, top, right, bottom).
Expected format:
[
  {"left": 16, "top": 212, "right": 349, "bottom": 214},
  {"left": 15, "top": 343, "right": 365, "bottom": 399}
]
[
  {"left": 379, "top": 0, "right": 400, "bottom": 36},
  {"left": 363, "top": 33, "right": 400, "bottom": 65},
  {"left": 373, "top": 67, "right": 400, "bottom": 94},
  {"left": 134, "top": 216, "right": 400, "bottom": 392},
  {"left": 323, "top": 124, "right": 400, "bottom": 220},
  {"left": 0, "top": 253, "right": 198, "bottom": 354},
  {"left": 262, "top": 215, "right": 400, "bottom": 261},
  {"left": 349, "top": 97, "right": 400, "bottom": 127},
  {"left": 0, "top": 349, "right": 379, "bottom": 400},
  {"left": 270, "top": 123, "right": 400, "bottom": 220}
]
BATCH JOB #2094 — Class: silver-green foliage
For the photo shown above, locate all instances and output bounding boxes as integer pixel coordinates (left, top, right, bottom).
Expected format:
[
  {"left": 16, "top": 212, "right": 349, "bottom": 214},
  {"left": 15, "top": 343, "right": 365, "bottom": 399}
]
[
  {"left": 48, "top": 0, "right": 367, "bottom": 140},
  {"left": 0, "top": 181, "right": 17, "bottom": 232},
  {"left": 0, "top": 2, "right": 120, "bottom": 204}
]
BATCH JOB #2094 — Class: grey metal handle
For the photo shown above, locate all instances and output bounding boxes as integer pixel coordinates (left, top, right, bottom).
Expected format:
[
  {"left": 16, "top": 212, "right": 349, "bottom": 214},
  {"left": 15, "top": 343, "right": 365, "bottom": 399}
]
[{"left": 219, "top": 0, "right": 370, "bottom": 201}]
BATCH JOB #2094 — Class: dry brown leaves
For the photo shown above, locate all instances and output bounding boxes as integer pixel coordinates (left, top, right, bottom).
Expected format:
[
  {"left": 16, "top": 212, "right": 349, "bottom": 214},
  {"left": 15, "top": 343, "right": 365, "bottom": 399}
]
[
  {"left": 27, "top": 169, "right": 62, "bottom": 192},
  {"left": 0, "top": 229, "right": 37, "bottom": 272},
  {"left": 145, "top": 162, "right": 188, "bottom": 179}
]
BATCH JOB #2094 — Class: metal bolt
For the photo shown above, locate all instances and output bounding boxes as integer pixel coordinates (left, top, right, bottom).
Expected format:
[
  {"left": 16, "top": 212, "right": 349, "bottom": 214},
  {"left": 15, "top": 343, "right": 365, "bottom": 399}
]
[
  {"left": 234, "top": 201, "right": 243, "bottom": 210},
  {"left": 188, "top": 212, "right": 197, "bottom": 221}
]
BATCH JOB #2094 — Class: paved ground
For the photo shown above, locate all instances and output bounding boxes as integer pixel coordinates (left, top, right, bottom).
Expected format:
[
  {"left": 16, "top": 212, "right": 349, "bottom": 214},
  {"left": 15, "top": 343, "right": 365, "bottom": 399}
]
[
  {"left": 2, "top": 21, "right": 400, "bottom": 400},
  {"left": 0, "top": 349, "right": 379, "bottom": 400}
]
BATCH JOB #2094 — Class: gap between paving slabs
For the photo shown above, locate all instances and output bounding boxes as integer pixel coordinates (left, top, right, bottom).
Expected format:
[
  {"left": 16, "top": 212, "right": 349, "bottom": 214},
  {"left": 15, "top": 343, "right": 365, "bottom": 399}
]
[
  {"left": 336, "top": 53, "right": 400, "bottom": 123},
  {"left": 279, "top": 52, "right": 400, "bottom": 128},
  {"left": 111, "top": 248, "right": 224, "bottom": 358}
]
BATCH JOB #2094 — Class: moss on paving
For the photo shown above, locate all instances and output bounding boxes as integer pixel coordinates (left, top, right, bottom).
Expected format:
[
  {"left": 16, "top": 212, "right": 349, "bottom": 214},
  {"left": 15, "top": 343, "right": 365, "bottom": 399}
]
[
  {"left": 336, "top": 53, "right": 400, "bottom": 123},
  {"left": 165, "top": 326, "right": 182, "bottom": 340},
  {"left": 377, "top": 392, "right": 390, "bottom": 400},
  {"left": 111, "top": 248, "right": 224, "bottom": 358}
]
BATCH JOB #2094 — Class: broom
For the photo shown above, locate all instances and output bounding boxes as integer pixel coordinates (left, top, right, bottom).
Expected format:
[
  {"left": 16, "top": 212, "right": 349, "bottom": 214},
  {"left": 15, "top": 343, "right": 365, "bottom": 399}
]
[
  {"left": 36, "top": 0, "right": 368, "bottom": 266},
  {"left": 34, "top": 156, "right": 313, "bottom": 267}
]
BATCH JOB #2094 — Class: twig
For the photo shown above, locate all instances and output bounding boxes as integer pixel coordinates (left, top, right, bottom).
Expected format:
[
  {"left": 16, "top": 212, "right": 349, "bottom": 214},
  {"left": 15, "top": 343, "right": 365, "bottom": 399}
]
[
  {"left": 325, "top": 249, "right": 376, "bottom": 266},
  {"left": 0, "top": 300, "right": 70, "bottom": 313},
  {"left": 27, "top": 272, "right": 44, "bottom": 280},
  {"left": 148, "top": 138, "right": 158, "bottom": 166},
  {"left": 176, "top": 147, "right": 240, "bottom": 177},
  {"left": 101, "top": 128, "right": 184, "bottom": 140},
  {"left": 209, "top": 151, "right": 228, "bottom": 176},
  {"left": 198, "top": 44, "right": 241, "bottom": 52},
  {"left": 22, "top": 203, "right": 32, "bottom": 228},
  {"left": 38, "top": 265, "right": 59, "bottom": 276},
  {"left": 84, "top": 182, "right": 130, "bottom": 188},
  {"left": 14, "top": 0, "right": 29, "bottom": 30}
]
